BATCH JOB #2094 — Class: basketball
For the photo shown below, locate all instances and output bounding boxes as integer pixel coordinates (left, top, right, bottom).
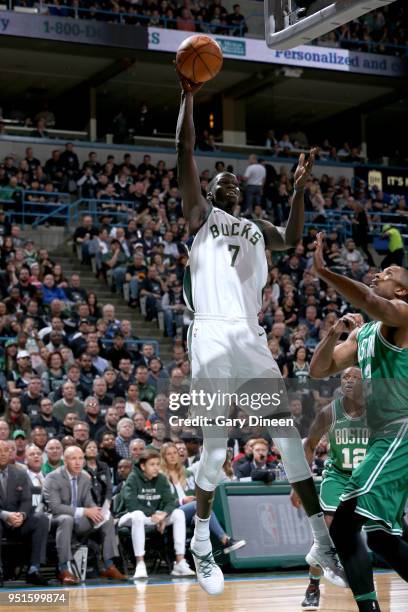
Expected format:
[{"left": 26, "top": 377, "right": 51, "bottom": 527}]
[{"left": 176, "top": 35, "right": 223, "bottom": 84}]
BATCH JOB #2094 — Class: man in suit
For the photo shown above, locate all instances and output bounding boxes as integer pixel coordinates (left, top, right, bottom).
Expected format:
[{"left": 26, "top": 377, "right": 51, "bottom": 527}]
[
  {"left": 43, "top": 445, "right": 126, "bottom": 585},
  {"left": 0, "top": 440, "right": 49, "bottom": 586}
]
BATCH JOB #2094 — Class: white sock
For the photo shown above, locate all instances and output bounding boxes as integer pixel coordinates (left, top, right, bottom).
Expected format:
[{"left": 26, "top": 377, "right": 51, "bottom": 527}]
[
  {"left": 308, "top": 512, "right": 332, "bottom": 547},
  {"left": 193, "top": 516, "right": 211, "bottom": 554}
]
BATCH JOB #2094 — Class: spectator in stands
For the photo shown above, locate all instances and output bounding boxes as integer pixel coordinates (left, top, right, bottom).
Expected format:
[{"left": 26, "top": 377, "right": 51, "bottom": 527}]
[
  {"left": 147, "top": 421, "right": 167, "bottom": 451},
  {"left": 112, "top": 458, "right": 132, "bottom": 495},
  {"left": 83, "top": 439, "right": 112, "bottom": 507},
  {"left": 95, "top": 406, "right": 119, "bottom": 443},
  {"left": 78, "top": 353, "right": 99, "bottom": 396},
  {"left": 162, "top": 280, "right": 185, "bottom": 338},
  {"left": 0, "top": 440, "right": 49, "bottom": 586},
  {"left": 32, "top": 397, "right": 62, "bottom": 438},
  {"left": 5, "top": 398, "right": 31, "bottom": 436},
  {"left": 234, "top": 438, "right": 277, "bottom": 481},
  {"left": 13, "top": 429, "right": 29, "bottom": 464},
  {"left": 21, "top": 376, "right": 43, "bottom": 419},
  {"left": 25, "top": 443, "right": 46, "bottom": 511},
  {"left": 0, "top": 421, "right": 10, "bottom": 441},
  {"left": 132, "top": 412, "right": 152, "bottom": 445},
  {"left": 135, "top": 365, "right": 156, "bottom": 405},
  {"left": 42, "top": 438, "right": 64, "bottom": 475},
  {"left": 242, "top": 154, "right": 266, "bottom": 213},
  {"left": 124, "top": 383, "right": 144, "bottom": 418},
  {"left": 30, "top": 118, "right": 49, "bottom": 139},
  {"left": 148, "top": 358, "right": 169, "bottom": 393},
  {"left": 226, "top": 3, "right": 247, "bottom": 35},
  {"left": 42, "top": 274, "right": 67, "bottom": 305},
  {"left": 129, "top": 438, "right": 146, "bottom": 462},
  {"left": 83, "top": 397, "right": 104, "bottom": 439},
  {"left": 290, "top": 396, "right": 311, "bottom": 438},
  {"left": 140, "top": 265, "right": 164, "bottom": 321},
  {"left": 43, "top": 445, "right": 125, "bottom": 585},
  {"left": 7, "top": 349, "right": 33, "bottom": 396},
  {"left": 381, "top": 224, "right": 404, "bottom": 268},
  {"left": 340, "top": 238, "right": 366, "bottom": 272},
  {"left": 87, "top": 340, "right": 109, "bottom": 375},
  {"left": 98, "top": 432, "right": 121, "bottom": 481},
  {"left": 116, "top": 449, "right": 195, "bottom": 579},
  {"left": 177, "top": 8, "right": 196, "bottom": 31},
  {"left": 52, "top": 381, "right": 85, "bottom": 421},
  {"left": 105, "top": 332, "right": 132, "bottom": 370},
  {"left": 30, "top": 426, "right": 48, "bottom": 453},
  {"left": 72, "top": 421, "right": 90, "bottom": 446},
  {"left": 115, "top": 417, "right": 135, "bottom": 459},
  {"left": 92, "top": 378, "right": 113, "bottom": 415},
  {"left": 160, "top": 442, "right": 245, "bottom": 554}
]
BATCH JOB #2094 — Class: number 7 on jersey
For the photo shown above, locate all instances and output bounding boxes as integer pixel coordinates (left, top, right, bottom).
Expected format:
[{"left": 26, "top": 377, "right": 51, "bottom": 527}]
[{"left": 228, "top": 244, "right": 240, "bottom": 267}]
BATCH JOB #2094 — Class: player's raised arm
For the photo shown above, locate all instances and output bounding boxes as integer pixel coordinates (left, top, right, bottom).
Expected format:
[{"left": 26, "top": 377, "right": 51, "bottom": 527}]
[
  {"left": 304, "top": 404, "right": 333, "bottom": 467},
  {"left": 257, "top": 148, "right": 316, "bottom": 251},
  {"left": 175, "top": 73, "right": 210, "bottom": 235},
  {"left": 310, "top": 314, "right": 361, "bottom": 379},
  {"left": 312, "top": 232, "right": 408, "bottom": 327}
]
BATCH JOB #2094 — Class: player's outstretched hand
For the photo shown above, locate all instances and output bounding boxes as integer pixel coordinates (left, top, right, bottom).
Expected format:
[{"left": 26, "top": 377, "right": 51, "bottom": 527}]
[
  {"left": 333, "top": 313, "right": 364, "bottom": 336},
  {"left": 174, "top": 63, "right": 204, "bottom": 95},
  {"left": 312, "top": 231, "right": 325, "bottom": 274},
  {"left": 294, "top": 147, "right": 317, "bottom": 190}
]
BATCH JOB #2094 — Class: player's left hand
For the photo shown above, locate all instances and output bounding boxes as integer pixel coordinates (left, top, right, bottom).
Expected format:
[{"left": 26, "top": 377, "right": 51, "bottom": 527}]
[
  {"left": 312, "top": 232, "right": 326, "bottom": 274},
  {"left": 294, "top": 148, "right": 317, "bottom": 190}
]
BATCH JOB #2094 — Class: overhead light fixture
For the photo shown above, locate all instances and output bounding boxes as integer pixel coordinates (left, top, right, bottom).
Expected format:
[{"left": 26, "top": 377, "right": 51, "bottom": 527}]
[{"left": 282, "top": 67, "right": 303, "bottom": 78}]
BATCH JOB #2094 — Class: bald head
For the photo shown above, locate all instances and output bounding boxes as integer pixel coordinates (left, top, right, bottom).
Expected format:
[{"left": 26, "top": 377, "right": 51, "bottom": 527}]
[
  {"left": 64, "top": 445, "right": 84, "bottom": 476},
  {"left": 372, "top": 266, "right": 408, "bottom": 302}
]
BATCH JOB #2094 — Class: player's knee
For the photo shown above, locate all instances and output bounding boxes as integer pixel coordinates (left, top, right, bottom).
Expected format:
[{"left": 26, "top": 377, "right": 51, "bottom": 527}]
[
  {"left": 131, "top": 510, "right": 145, "bottom": 523},
  {"left": 172, "top": 508, "right": 185, "bottom": 523}
]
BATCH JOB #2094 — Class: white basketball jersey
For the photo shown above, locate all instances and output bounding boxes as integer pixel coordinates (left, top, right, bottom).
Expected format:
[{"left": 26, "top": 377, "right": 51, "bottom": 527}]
[{"left": 183, "top": 207, "right": 268, "bottom": 317}]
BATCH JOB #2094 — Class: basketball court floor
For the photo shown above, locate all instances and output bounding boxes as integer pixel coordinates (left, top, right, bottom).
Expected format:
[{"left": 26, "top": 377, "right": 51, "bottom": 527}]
[{"left": 0, "top": 572, "right": 407, "bottom": 611}]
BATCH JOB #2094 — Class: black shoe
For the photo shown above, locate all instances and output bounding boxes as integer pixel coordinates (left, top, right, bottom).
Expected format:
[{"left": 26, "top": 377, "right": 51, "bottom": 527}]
[
  {"left": 301, "top": 586, "right": 320, "bottom": 610},
  {"left": 220, "top": 538, "right": 247, "bottom": 555},
  {"left": 26, "top": 571, "right": 49, "bottom": 586}
]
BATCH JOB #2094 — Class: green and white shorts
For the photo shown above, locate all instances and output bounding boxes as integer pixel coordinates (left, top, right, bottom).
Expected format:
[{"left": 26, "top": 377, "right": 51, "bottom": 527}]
[
  {"left": 340, "top": 422, "right": 408, "bottom": 535},
  {"left": 320, "top": 466, "right": 351, "bottom": 514}
]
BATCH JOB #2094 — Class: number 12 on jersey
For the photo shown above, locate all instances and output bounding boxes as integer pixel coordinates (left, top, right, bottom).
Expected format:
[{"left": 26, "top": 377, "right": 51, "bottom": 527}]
[
  {"left": 342, "top": 448, "right": 366, "bottom": 469},
  {"left": 228, "top": 244, "right": 240, "bottom": 267}
]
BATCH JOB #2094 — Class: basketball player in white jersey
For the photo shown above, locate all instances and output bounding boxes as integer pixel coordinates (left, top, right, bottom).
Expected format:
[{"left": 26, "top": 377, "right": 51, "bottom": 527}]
[{"left": 176, "top": 72, "right": 346, "bottom": 595}]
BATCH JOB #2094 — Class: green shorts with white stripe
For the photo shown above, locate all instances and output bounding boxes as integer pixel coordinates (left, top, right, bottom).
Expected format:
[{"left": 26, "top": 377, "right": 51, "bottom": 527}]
[
  {"left": 340, "top": 422, "right": 408, "bottom": 535},
  {"left": 320, "top": 466, "right": 352, "bottom": 513}
]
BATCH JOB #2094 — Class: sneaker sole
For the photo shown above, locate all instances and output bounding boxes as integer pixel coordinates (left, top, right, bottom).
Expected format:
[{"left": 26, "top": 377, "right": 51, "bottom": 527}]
[{"left": 222, "top": 540, "right": 247, "bottom": 554}]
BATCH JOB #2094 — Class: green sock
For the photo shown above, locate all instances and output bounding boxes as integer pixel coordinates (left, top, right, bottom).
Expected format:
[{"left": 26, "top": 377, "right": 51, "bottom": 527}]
[{"left": 355, "top": 592, "right": 380, "bottom": 612}]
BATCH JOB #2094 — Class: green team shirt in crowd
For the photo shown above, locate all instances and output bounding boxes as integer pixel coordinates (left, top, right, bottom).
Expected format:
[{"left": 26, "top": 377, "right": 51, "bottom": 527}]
[
  {"left": 357, "top": 321, "right": 408, "bottom": 434},
  {"left": 384, "top": 227, "right": 403, "bottom": 252},
  {"left": 326, "top": 397, "right": 369, "bottom": 473}
]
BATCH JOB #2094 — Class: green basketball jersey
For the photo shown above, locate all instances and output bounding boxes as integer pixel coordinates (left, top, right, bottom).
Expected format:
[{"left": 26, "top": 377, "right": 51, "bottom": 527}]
[
  {"left": 326, "top": 398, "right": 369, "bottom": 473},
  {"left": 357, "top": 321, "right": 408, "bottom": 433}
]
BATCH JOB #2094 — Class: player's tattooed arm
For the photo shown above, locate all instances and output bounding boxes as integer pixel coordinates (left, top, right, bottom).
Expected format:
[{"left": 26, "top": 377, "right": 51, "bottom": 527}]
[
  {"left": 258, "top": 149, "right": 316, "bottom": 250},
  {"left": 310, "top": 314, "right": 361, "bottom": 378},
  {"left": 175, "top": 71, "right": 210, "bottom": 235},
  {"left": 304, "top": 404, "right": 333, "bottom": 466},
  {"left": 313, "top": 232, "right": 408, "bottom": 327}
]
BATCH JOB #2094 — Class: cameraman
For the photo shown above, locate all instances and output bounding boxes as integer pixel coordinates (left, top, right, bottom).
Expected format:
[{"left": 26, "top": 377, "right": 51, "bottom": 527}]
[{"left": 234, "top": 439, "right": 277, "bottom": 483}]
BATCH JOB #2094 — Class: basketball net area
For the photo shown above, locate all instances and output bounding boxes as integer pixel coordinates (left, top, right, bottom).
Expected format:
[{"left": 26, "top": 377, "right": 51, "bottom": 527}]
[{"left": 264, "top": 0, "right": 398, "bottom": 49}]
